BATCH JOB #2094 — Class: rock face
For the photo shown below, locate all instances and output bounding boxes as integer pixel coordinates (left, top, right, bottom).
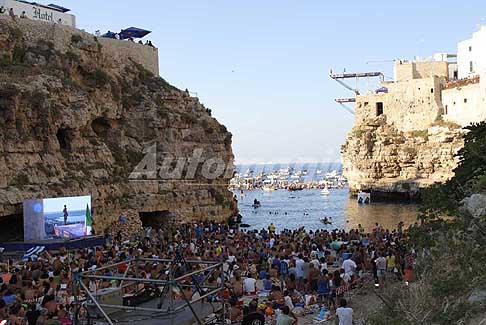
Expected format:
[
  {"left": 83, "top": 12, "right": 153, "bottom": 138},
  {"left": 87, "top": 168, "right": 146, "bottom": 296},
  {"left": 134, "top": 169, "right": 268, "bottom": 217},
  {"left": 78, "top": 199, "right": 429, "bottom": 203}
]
[
  {"left": 341, "top": 116, "right": 465, "bottom": 199},
  {"left": 0, "top": 18, "right": 235, "bottom": 239}
]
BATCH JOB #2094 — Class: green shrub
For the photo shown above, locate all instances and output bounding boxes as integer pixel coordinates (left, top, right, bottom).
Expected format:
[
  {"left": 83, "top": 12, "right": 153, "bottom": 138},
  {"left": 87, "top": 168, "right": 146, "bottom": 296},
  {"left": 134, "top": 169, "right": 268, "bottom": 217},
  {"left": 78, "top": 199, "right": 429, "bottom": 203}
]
[
  {"left": 92, "top": 69, "right": 111, "bottom": 86},
  {"left": 12, "top": 46, "right": 26, "bottom": 64},
  {"left": 473, "top": 174, "right": 486, "bottom": 193},
  {"left": 71, "top": 34, "right": 83, "bottom": 44},
  {"left": 80, "top": 67, "right": 111, "bottom": 88},
  {"left": 64, "top": 51, "right": 79, "bottom": 62}
]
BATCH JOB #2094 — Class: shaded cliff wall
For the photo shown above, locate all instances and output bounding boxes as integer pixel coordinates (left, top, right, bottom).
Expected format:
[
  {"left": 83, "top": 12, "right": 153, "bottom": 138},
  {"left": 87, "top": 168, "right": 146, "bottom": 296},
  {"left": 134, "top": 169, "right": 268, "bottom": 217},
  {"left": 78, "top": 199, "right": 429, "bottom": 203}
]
[{"left": 0, "top": 18, "right": 235, "bottom": 238}]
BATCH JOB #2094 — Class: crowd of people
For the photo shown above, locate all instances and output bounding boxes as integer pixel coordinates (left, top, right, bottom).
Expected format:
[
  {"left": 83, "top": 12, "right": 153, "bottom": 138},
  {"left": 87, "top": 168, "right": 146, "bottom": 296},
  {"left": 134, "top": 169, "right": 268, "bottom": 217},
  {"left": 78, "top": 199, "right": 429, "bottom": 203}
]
[{"left": 0, "top": 219, "right": 417, "bottom": 324}]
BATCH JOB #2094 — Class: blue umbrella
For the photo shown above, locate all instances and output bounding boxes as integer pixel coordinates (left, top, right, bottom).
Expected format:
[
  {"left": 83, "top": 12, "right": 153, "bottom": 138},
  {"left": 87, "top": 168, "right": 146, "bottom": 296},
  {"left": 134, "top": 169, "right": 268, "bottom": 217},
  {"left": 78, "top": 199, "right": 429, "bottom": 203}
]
[
  {"left": 120, "top": 27, "right": 151, "bottom": 40},
  {"left": 101, "top": 31, "right": 117, "bottom": 39}
]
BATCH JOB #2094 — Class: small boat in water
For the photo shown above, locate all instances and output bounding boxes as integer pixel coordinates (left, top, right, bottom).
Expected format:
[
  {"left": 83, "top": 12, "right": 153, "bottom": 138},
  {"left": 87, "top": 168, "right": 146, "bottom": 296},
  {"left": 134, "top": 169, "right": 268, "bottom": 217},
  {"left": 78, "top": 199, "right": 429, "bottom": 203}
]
[
  {"left": 357, "top": 192, "right": 371, "bottom": 204},
  {"left": 288, "top": 185, "right": 303, "bottom": 191},
  {"left": 262, "top": 186, "right": 276, "bottom": 192},
  {"left": 321, "top": 186, "right": 330, "bottom": 196},
  {"left": 320, "top": 217, "right": 332, "bottom": 225}
]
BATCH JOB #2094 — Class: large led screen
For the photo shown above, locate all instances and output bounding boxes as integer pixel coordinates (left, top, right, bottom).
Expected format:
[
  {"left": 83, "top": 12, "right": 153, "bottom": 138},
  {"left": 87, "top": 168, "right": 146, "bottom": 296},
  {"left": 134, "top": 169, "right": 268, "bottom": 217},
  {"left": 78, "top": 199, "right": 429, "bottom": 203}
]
[{"left": 23, "top": 195, "right": 91, "bottom": 241}]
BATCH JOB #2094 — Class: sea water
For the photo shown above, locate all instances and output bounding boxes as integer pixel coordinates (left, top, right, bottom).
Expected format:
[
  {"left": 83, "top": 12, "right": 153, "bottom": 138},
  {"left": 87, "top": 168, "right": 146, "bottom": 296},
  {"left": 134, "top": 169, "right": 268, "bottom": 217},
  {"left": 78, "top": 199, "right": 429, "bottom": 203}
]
[{"left": 235, "top": 188, "right": 418, "bottom": 232}]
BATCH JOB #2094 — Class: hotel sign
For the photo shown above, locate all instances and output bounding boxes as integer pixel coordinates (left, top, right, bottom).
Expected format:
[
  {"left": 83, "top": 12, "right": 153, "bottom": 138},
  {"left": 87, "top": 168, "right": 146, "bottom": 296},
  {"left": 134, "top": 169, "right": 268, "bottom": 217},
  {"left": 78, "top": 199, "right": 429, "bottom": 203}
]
[
  {"left": 33, "top": 6, "right": 53, "bottom": 23},
  {"left": 0, "top": 0, "right": 76, "bottom": 27}
]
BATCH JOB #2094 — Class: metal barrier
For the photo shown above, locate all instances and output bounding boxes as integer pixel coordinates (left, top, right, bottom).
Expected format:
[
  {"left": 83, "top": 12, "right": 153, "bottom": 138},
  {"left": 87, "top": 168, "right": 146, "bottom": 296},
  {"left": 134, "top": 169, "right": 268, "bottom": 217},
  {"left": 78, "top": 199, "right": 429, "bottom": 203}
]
[{"left": 75, "top": 255, "right": 227, "bottom": 325}]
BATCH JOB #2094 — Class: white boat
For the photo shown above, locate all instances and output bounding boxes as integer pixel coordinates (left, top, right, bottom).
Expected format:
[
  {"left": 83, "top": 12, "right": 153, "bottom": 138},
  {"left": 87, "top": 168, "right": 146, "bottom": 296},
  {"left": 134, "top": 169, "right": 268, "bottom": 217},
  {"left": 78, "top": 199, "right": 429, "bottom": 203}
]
[
  {"left": 262, "top": 186, "right": 275, "bottom": 192},
  {"left": 357, "top": 192, "right": 371, "bottom": 204},
  {"left": 321, "top": 187, "right": 330, "bottom": 195}
]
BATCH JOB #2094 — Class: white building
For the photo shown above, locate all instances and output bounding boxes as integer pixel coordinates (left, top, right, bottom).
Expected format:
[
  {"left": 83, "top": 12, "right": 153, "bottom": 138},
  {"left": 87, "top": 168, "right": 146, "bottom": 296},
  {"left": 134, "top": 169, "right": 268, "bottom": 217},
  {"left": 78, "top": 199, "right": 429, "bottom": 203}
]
[
  {"left": 457, "top": 26, "right": 486, "bottom": 79},
  {"left": 439, "top": 26, "right": 486, "bottom": 126},
  {"left": 0, "top": 0, "right": 76, "bottom": 27}
]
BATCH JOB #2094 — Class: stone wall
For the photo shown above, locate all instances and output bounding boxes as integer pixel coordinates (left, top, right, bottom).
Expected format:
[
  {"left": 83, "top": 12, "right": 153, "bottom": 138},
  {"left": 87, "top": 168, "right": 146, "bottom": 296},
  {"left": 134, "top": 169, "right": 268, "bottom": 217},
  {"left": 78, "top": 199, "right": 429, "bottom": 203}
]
[
  {"left": 355, "top": 77, "right": 445, "bottom": 132},
  {"left": 344, "top": 59, "right": 467, "bottom": 199},
  {"left": 0, "top": 16, "right": 159, "bottom": 75},
  {"left": 394, "top": 60, "right": 449, "bottom": 81},
  {"left": 98, "top": 37, "right": 159, "bottom": 76}
]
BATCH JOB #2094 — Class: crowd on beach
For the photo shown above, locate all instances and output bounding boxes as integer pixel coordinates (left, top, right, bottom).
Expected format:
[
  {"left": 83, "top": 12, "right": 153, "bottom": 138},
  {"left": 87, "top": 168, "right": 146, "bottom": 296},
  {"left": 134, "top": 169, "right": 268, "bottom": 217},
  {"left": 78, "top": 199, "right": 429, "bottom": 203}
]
[{"left": 0, "top": 218, "right": 417, "bottom": 325}]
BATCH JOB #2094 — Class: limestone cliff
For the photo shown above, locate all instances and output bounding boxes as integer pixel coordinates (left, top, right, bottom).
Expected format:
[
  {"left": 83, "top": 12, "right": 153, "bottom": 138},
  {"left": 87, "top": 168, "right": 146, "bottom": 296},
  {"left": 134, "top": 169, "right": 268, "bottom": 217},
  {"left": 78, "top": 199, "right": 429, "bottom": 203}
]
[
  {"left": 341, "top": 116, "right": 465, "bottom": 200},
  {"left": 0, "top": 18, "right": 235, "bottom": 239}
]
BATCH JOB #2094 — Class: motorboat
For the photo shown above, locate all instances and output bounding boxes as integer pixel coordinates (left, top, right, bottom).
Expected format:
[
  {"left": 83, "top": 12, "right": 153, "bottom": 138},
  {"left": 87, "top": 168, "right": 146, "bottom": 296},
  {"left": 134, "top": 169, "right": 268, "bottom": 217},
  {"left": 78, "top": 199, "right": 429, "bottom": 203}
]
[
  {"left": 288, "top": 186, "right": 303, "bottom": 191},
  {"left": 321, "top": 186, "right": 330, "bottom": 195},
  {"left": 357, "top": 192, "right": 371, "bottom": 204}
]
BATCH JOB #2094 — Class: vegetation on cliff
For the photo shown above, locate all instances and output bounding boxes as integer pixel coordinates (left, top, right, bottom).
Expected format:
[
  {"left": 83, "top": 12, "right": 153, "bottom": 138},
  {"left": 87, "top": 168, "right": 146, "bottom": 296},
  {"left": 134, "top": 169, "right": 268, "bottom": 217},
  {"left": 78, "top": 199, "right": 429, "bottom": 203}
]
[
  {"left": 368, "top": 122, "right": 486, "bottom": 324},
  {"left": 0, "top": 19, "right": 235, "bottom": 237}
]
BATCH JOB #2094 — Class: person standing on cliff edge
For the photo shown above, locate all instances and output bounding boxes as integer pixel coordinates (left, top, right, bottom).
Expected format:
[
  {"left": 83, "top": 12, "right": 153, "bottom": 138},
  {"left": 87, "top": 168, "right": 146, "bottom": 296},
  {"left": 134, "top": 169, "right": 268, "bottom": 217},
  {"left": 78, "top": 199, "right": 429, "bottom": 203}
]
[
  {"left": 9, "top": 8, "right": 15, "bottom": 20},
  {"left": 63, "top": 205, "right": 68, "bottom": 225}
]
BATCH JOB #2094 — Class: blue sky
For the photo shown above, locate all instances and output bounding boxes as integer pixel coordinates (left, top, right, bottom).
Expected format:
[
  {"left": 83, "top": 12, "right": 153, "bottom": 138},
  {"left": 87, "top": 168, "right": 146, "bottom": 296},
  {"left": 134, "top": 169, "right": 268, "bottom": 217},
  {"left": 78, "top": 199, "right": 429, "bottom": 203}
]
[{"left": 61, "top": 0, "right": 484, "bottom": 164}]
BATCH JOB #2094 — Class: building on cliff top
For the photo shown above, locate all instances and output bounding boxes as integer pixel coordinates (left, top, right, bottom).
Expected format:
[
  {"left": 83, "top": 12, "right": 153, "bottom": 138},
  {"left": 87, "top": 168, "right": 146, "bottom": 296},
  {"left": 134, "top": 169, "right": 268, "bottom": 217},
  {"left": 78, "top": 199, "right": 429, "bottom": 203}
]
[
  {"left": 0, "top": 1, "right": 160, "bottom": 76},
  {"left": 0, "top": 0, "right": 75, "bottom": 27},
  {"left": 340, "top": 26, "right": 486, "bottom": 199},
  {"left": 352, "top": 26, "right": 486, "bottom": 132}
]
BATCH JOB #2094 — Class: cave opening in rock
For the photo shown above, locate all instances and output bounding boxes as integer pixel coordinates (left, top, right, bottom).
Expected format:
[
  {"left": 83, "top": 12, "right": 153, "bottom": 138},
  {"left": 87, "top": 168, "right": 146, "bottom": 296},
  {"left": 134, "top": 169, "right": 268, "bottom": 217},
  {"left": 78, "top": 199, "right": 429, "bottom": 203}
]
[
  {"left": 139, "top": 210, "right": 174, "bottom": 228},
  {"left": 91, "top": 117, "right": 114, "bottom": 137},
  {"left": 0, "top": 213, "right": 23, "bottom": 242},
  {"left": 56, "top": 128, "right": 74, "bottom": 151}
]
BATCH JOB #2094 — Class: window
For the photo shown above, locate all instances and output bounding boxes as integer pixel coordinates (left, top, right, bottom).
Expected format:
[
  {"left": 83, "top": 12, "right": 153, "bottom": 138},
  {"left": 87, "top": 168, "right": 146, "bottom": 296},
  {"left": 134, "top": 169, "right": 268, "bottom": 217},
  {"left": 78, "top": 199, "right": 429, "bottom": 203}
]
[
  {"left": 464, "top": 98, "right": 468, "bottom": 103},
  {"left": 470, "top": 61, "right": 474, "bottom": 72},
  {"left": 445, "top": 105, "right": 448, "bottom": 114},
  {"left": 430, "top": 88, "right": 434, "bottom": 94},
  {"left": 469, "top": 46, "right": 472, "bottom": 52},
  {"left": 376, "top": 102, "right": 384, "bottom": 116}
]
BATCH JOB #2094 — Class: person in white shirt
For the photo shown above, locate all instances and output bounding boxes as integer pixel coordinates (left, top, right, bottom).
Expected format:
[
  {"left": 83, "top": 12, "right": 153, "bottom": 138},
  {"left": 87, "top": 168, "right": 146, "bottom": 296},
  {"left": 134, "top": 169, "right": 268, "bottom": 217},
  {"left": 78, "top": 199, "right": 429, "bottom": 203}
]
[
  {"left": 295, "top": 254, "right": 305, "bottom": 291},
  {"left": 310, "top": 255, "right": 320, "bottom": 269},
  {"left": 243, "top": 275, "right": 257, "bottom": 294},
  {"left": 295, "top": 254, "right": 305, "bottom": 279},
  {"left": 342, "top": 258, "right": 357, "bottom": 278},
  {"left": 336, "top": 298, "right": 353, "bottom": 325},
  {"left": 283, "top": 290, "right": 294, "bottom": 310},
  {"left": 269, "top": 237, "right": 275, "bottom": 248}
]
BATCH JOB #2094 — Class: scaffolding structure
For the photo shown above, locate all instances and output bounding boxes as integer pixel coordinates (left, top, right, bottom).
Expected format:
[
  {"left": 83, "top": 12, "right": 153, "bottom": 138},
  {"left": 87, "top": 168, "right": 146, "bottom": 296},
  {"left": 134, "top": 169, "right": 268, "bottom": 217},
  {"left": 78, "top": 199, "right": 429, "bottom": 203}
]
[
  {"left": 75, "top": 254, "right": 227, "bottom": 325},
  {"left": 330, "top": 70, "right": 384, "bottom": 115}
]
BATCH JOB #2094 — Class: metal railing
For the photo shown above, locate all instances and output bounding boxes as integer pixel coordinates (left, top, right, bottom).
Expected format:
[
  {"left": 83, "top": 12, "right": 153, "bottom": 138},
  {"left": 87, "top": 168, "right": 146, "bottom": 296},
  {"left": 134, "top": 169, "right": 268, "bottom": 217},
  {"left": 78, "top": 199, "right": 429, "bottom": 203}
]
[{"left": 76, "top": 256, "right": 227, "bottom": 325}]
